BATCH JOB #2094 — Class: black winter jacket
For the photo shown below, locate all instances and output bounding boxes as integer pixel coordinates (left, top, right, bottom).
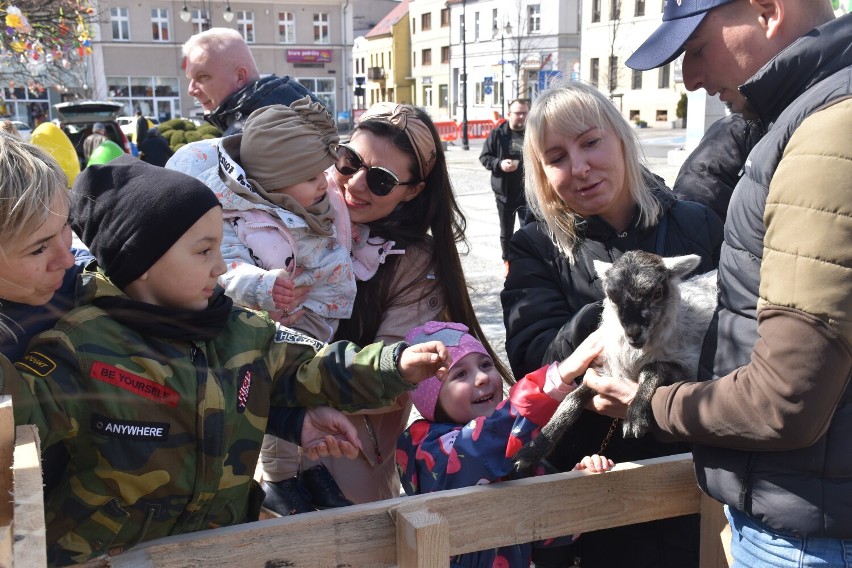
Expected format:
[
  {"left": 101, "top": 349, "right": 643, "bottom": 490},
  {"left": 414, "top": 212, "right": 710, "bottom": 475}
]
[
  {"left": 673, "top": 113, "right": 764, "bottom": 222},
  {"left": 479, "top": 121, "right": 526, "bottom": 205},
  {"left": 501, "top": 186, "right": 722, "bottom": 568},
  {"left": 205, "top": 75, "right": 319, "bottom": 136}
]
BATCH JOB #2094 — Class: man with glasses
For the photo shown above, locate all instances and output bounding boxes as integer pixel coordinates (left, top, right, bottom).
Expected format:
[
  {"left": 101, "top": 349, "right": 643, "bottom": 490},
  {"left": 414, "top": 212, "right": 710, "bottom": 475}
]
[{"left": 479, "top": 99, "right": 531, "bottom": 276}]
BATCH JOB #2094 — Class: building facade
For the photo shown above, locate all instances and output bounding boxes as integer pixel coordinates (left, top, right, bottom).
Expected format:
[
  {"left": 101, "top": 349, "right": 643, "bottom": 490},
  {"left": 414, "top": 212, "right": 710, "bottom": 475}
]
[
  {"left": 447, "top": 0, "right": 581, "bottom": 123},
  {"left": 580, "top": 0, "right": 686, "bottom": 127}
]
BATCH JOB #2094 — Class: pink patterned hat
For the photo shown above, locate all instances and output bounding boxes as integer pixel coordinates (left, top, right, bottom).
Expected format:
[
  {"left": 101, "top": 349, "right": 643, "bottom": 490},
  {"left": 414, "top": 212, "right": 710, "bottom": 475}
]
[{"left": 404, "top": 321, "right": 489, "bottom": 421}]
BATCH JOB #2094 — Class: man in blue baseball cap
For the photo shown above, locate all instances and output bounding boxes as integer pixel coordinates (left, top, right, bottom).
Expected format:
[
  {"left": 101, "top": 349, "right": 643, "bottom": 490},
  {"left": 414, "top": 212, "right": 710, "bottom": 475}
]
[{"left": 585, "top": 2, "right": 852, "bottom": 567}]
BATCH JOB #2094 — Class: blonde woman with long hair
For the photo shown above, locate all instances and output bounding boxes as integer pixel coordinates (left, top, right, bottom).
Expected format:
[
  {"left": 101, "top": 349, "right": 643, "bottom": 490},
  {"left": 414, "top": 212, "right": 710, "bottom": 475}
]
[{"left": 501, "top": 81, "right": 722, "bottom": 568}]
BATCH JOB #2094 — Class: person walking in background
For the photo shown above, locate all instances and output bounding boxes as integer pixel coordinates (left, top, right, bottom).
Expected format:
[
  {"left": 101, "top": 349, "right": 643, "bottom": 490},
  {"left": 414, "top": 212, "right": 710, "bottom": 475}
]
[
  {"left": 82, "top": 122, "right": 108, "bottom": 163},
  {"left": 398, "top": 321, "right": 613, "bottom": 567},
  {"left": 479, "top": 99, "right": 531, "bottom": 276},
  {"left": 580, "top": 2, "right": 852, "bottom": 567},
  {"left": 138, "top": 127, "right": 173, "bottom": 167},
  {"left": 183, "top": 28, "right": 317, "bottom": 136}
]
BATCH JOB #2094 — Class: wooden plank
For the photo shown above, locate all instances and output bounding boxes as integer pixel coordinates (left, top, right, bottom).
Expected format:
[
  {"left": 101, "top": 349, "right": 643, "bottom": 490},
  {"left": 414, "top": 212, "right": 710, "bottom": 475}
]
[
  {"left": 13, "top": 425, "right": 45, "bottom": 568},
  {"left": 699, "top": 492, "right": 731, "bottom": 568},
  {"left": 104, "top": 454, "right": 699, "bottom": 567},
  {"left": 396, "top": 510, "right": 448, "bottom": 568},
  {"left": 0, "top": 397, "right": 14, "bottom": 528},
  {"left": 1, "top": 396, "right": 14, "bottom": 568},
  {"left": 391, "top": 453, "right": 701, "bottom": 555}
]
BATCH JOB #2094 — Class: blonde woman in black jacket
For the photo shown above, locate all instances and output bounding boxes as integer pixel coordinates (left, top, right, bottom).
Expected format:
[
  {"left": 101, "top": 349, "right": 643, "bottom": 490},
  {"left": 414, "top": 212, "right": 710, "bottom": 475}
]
[{"left": 501, "top": 81, "right": 722, "bottom": 568}]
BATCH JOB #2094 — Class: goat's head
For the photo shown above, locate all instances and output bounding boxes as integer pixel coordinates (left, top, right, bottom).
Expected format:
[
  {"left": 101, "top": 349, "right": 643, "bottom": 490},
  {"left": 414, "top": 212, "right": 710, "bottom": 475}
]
[{"left": 593, "top": 251, "right": 700, "bottom": 349}]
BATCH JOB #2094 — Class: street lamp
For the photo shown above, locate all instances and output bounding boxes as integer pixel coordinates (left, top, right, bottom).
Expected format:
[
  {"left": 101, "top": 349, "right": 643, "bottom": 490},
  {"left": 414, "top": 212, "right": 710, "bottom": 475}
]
[
  {"left": 180, "top": 0, "right": 235, "bottom": 25},
  {"left": 493, "top": 21, "right": 512, "bottom": 118},
  {"left": 461, "top": 0, "right": 469, "bottom": 151}
]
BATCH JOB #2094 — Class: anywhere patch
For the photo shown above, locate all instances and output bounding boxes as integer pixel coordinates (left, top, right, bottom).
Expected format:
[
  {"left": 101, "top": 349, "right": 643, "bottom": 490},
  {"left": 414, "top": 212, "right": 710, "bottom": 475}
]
[
  {"left": 91, "top": 413, "right": 170, "bottom": 440},
  {"left": 16, "top": 351, "right": 57, "bottom": 377},
  {"left": 90, "top": 361, "right": 180, "bottom": 407}
]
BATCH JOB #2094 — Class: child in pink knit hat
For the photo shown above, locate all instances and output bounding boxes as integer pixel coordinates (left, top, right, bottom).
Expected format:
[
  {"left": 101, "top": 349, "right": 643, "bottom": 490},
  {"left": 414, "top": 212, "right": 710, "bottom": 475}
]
[{"left": 398, "top": 321, "right": 615, "bottom": 567}]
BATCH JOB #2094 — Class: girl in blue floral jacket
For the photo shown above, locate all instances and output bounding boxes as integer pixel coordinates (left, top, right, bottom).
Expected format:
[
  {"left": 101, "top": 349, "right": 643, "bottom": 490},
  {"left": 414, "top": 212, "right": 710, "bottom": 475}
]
[{"left": 397, "top": 321, "right": 614, "bottom": 567}]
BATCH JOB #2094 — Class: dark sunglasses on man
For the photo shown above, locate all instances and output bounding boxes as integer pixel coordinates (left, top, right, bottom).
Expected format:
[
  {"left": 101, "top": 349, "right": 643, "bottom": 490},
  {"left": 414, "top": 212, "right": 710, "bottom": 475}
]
[{"left": 334, "top": 144, "right": 419, "bottom": 197}]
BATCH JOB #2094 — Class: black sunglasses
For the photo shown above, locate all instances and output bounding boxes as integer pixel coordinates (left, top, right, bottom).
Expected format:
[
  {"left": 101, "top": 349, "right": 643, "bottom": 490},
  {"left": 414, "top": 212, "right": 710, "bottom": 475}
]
[{"left": 334, "top": 144, "right": 419, "bottom": 197}]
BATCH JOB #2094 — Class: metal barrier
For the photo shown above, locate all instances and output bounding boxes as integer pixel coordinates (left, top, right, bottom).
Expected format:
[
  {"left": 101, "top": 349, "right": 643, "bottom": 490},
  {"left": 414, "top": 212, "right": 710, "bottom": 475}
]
[{"left": 433, "top": 121, "right": 459, "bottom": 142}]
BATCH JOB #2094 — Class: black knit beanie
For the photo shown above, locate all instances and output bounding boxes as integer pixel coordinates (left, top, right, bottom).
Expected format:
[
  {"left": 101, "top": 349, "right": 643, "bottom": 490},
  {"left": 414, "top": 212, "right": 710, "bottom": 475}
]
[{"left": 70, "top": 155, "right": 221, "bottom": 289}]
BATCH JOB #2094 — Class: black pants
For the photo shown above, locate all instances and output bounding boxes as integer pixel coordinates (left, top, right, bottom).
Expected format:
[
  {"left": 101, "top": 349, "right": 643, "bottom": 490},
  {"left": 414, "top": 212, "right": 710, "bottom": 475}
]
[{"left": 496, "top": 198, "right": 529, "bottom": 260}]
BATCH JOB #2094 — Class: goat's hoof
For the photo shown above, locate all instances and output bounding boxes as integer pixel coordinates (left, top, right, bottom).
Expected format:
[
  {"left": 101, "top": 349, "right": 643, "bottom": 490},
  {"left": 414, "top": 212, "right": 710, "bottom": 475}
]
[{"left": 622, "top": 419, "right": 650, "bottom": 439}]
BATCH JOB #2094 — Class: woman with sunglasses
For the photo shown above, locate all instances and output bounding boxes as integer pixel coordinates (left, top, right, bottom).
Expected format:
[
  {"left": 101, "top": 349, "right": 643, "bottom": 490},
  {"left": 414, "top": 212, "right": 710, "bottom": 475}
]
[{"left": 259, "top": 102, "right": 510, "bottom": 514}]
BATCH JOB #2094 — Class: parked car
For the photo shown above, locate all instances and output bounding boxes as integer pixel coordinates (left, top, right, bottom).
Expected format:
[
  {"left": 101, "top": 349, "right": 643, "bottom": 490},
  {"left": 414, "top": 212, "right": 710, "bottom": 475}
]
[
  {"left": 8, "top": 120, "right": 33, "bottom": 142},
  {"left": 117, "top": 115, "right": 160, "bottom": 139},
  {"left": 53, "top": 100, "right": 131, "bottom": 168}
]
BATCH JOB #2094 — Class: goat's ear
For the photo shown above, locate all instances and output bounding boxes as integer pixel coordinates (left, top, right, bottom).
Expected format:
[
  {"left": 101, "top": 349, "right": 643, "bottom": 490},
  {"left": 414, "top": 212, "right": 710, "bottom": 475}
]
[
  {"left": 662, "top": 254, "right": 701, "bottom": 278},
  {"left": 593, "top": 259, "right": 612, "bottom": 280}
]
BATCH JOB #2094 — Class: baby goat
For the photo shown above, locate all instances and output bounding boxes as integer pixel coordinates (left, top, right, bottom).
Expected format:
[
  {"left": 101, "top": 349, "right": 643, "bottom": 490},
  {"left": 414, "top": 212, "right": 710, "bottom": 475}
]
[{"left": 514, "top": 250, "right": 717, "bottom": 471}]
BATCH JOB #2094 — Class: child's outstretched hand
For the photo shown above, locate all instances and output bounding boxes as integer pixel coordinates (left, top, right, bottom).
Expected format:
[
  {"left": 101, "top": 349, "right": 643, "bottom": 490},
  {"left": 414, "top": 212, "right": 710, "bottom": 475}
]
[
  {"left": 573, "top": 454, "right": 615, "bottom": 473},
  {"left": 398, "top": 341, "right": 451, "bottom": 384},
  {"left": 556, "top": 328, "right": 605, "bottom": 391},
  {"left": 301, "top": 407, "right": 363, "bottom": 461}
]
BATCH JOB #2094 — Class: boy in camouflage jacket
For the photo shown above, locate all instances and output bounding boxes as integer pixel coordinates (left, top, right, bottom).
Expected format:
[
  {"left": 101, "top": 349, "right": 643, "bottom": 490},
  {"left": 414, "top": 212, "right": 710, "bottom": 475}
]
[{"left": 3, "top": 156, "right": 449, "bottom": 566}]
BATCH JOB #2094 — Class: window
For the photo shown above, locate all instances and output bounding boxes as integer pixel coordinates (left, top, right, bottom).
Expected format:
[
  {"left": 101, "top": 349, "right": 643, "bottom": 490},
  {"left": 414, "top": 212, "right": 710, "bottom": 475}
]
[
  {"left": 441, "top": 46, "right": 450, "bottom": 64},
  {"left": 439, "top": 84, "right": 449, "bottom": 108},
  {"left": 314, "top": 13, "right": 330, "bottom": 44},
  {"left": 528, "top": 5, "right": 541, "bottom": 33},
  {"left": 492, "top": 9, "right": 498, "bottom": 35},
  {"left": 106, "top": 76, "right": 181, "bottom": 121},
  {"left": 412, "top": 51, "right": 416, "bottom": 68},
  {"left": 609, "top": 56, "right": 618, "bottom": 92},
  {"left": 191, "top": 9, "right": 210, "bottom": 34},
  {"left": 635, "top": 0, "right": 646, "bottom": 16},
  {"left": 422, "top": 12, "right": 431, "bottom": 31},
  {"left": 610, "top": 0, "right": 620, "bottom": 20},
  {"left": 111, "top": 7, "right": 130, "bottom": 41},
  {"left": 459, "top": 14, "right": 465, "bottom": 41},
  {"left": 151, "top": 8, "right": 169, "bottom": 42},
  {"left": 592, "top": 0, "right": 601, "bottom": 22},
  {"left": 629, "top": 109, "right": 640, "bottom": 121},
  {"left": 412, "top": 19, "right": 416, "bottom": 34},
  {"left": 238, "top": 11, "right": 255, "bottom": 43},
  {"left": 297, "top": 77, "right": 336, "bottom": 118},
  {"left": 590, "top": 58, "right": 600, "bottom": 88},
  {"left": 631, "top": 69, "right": 642, "bottom": 90},
  {"left": 656, "top": 110, "right": 668, "bottom": 121},
  {"left": 475, "top": 81, "right": 486, "bottom": 105},
  {"left": 423, "top": 85, "right": 433, "bottom": 107},
  {"left": 440, "top": 8, "right": 449, "bottom": 27},
  {"left": 278, "top": 12, "right": 295, "bottom": 43},
  {"left": 658, "top": 63, "right": 671, "bottom": 88},
  {"left": 474, "top": 12, "right": 480, "bottom": 40},
  {"left": 422, "top": 48, "right": 432, "bottom": 66}
]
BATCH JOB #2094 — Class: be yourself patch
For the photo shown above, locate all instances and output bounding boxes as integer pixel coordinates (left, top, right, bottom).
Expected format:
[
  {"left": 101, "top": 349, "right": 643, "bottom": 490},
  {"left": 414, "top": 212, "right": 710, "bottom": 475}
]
[{"left": 90, "top": 361, "right": 180, "bottom": 406}]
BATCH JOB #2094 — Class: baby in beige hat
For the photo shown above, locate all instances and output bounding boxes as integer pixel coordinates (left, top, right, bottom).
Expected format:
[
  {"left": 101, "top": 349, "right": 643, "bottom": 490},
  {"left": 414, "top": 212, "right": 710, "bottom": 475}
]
[{"left": 169, "top": 96, "right": 354, "bottom": 342}]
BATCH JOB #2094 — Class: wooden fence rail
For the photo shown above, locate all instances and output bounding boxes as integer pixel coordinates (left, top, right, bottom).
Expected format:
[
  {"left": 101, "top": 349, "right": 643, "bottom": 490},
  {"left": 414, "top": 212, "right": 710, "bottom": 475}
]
[{"left": 1, "top": 395, "right": 730, "bottom": 568}]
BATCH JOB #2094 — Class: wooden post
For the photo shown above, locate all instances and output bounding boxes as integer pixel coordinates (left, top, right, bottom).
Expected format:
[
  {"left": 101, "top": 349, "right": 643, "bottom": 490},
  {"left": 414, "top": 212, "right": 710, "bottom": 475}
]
[
  {"left": 699, "top": 492, "right": 731, "bottom": 568},
  {"left": 13, "top": 425, "right": 45, "bottom": 567},
  {"left": 1, "top": 396, "right": 15, "bottom": 568},
  {"left": 395, "top": 510, "right": 449, "bottom": 568}
]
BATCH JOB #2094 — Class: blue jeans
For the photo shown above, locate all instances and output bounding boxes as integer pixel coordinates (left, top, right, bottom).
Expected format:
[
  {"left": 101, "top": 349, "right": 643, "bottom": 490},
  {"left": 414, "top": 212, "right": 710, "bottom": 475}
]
[{"left": 726, "top": 506, "right": 852, "bottom": 567}]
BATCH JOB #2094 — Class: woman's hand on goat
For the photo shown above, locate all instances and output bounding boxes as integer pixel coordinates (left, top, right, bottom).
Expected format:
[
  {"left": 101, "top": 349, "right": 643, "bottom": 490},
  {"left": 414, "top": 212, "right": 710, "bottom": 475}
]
[{"left": 583, "top": 367, "right": 637, "bottom": 419}]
